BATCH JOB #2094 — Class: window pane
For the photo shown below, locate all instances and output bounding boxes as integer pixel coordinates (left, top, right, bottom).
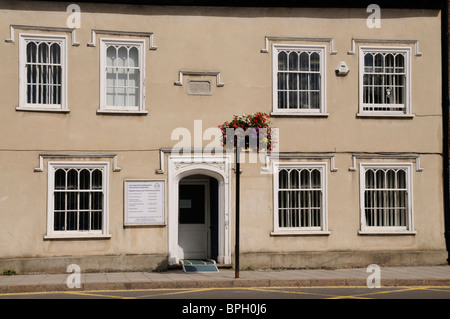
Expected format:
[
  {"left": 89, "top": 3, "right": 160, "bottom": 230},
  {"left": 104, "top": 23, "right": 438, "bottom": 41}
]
[
  {"left": 311, "top": 169, "right": 321, "bottom": 188},
  {"left": 54, "top": 192, "right": 65, "bottom": 211},
  {"left": 38, "top": 43, "right": 49, "bottom": 63},
  {"left": 91, "top": 212, "right": 102, "bottom": 230},
  {"left": 288, "top": 73, "right": 298, "bottom": 91},
  {"left": 55, "top": 169, "right": 66, "bottom": 190},
  {"left": 288, "top": 52, "right": 298, "bottom": 71},
  {"left": 374, "top": 53, "right": 384, "bottom": 73},
  {"left": 385, "top": 54, "right": 394, "bottom": 73},
  {"left": 279, "top": 170, "right": 288, "bottom": 189},
  {"left": 289, "top": 92, "right": 298, "bottom": 109},
  {"left": 49, "top": 43, "right": 61, "bottom": 64},
  {"left": 289, "top": 170, "right": 299, "bottom": 189},
  {"left": 128, "top": 87, "right": 139, "bottom": 107},
  {"left": 80, "top": 170, "right": 90, "bottom": 190},
  {"left": 310, "top": 73, "right": 320, "bottom": 91},
  {"left": 79, "top": 192, "right": 90, "bottom": 210},
  {"left": 66, "top": 211, "right": 77, "bottom": 230},
  {"left": 92, "top": 170, "right": 103, "bottom": 190},
  {"left": 54, "top": 212, "right": 65, "bottom": 231},
  {"left": 278, "top": 51, "right": 288, "bottom": 71},
  {"left": 395, "top": 54, "right": 405, "bottom": 73},
  {"left": 364, "top": 53, "right": 374, "bottom": 73},
  {"left": 310, "top": 92, "right": 320, "bottom": 109},
  {"left": 310, "top": 52, "right": 320, "bottom": 72},
  {"left": 128, "top": 47, "right": 139, "bottom": 67},
  {"left": 278, "top": 91, "right": 287, "bottom": 109},
  {"left": 106, "top": 46, "right": 116, "bottom": 67},
  {"left": 92, "top": 192, "right": 103, "bottom": 210},
  {"left": 299, "top": 73, "right": 308, "bottom": 90},
  {"left": 67, "top": 169, "right": 78, "bottom": 190},
  {"left": 117, "top": 46, "right": 127, "bottom": 67},
  {"left": 278, "top": 73, "right": 287, "bottom": 90},
  {"left": 79, "top": 211, "right": 89, "bottom": 231},
  {"left": 299, "top": 52, "right": 309, "bottom": 71},
  {"left": 27, "top": 42, "right": 37, "bottom": 63}
]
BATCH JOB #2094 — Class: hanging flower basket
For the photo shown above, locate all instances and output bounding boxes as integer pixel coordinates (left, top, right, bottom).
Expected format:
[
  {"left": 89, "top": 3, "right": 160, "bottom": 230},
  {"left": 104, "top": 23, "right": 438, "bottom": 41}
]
[{"left": 218, "top": 112, "right": 275, "bottom": 151}]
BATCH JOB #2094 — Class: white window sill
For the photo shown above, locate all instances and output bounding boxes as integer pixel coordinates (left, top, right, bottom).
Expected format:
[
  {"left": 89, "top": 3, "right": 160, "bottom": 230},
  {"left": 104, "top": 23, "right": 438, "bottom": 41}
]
[
  {"left": 357, "top": 112, "right": 414, "bottom": 119},
  {"left": 44, "top": 234, "right": 112, "bottom": 240},
  {"left": 16, "top": 106, "right": 70, "bottom": 113},
  {"left": 271, "top": 231, "right": 331, "bottom": 236},
  {"left": 271, "top": 111, "right": 329, "bottom": 117},
  {"left": 97, "top": 109, "right": 148, "bottom": 115},
  {"left": 358, "top": 231, "right": 416, "bottom": 235}
]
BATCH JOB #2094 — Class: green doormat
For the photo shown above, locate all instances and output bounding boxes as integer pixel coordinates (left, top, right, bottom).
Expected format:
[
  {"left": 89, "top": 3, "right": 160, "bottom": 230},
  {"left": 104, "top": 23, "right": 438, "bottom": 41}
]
[{"left": 181, "top": 259, "right": 219, "bottom": 273}]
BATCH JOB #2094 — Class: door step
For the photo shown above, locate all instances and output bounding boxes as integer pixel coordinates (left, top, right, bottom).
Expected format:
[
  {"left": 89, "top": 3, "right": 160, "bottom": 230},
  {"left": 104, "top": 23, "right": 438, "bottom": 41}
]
[{"left": 180, "top": 259, "right": 219, "bottom": 273}]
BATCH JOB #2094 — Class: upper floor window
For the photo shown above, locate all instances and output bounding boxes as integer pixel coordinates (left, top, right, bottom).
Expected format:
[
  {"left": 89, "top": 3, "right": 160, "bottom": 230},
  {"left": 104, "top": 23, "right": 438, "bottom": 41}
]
[
  {"left": 99, "top": 39, "right": 146, "bottom": 114},
  {"left": 272, "top": 44, "right": 326, "bottom": 116},
  {"left": 359, "top": 47, "right": 411, "bottom": 117},
  {"left": 18, "top": 34, "right": 67, "bottom": 112}
]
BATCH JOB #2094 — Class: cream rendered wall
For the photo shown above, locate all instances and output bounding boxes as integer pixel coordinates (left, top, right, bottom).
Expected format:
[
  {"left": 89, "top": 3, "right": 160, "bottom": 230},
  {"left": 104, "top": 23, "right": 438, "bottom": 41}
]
[{"left": 0, "top": 1, "right": 445, "bottom": 269}]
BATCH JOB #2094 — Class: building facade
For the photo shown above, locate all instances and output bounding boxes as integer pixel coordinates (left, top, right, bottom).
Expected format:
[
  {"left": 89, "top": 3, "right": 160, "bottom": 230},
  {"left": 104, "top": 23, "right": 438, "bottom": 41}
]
[{"left": 0, "top": 0, "right": 448, "bottom": 273}]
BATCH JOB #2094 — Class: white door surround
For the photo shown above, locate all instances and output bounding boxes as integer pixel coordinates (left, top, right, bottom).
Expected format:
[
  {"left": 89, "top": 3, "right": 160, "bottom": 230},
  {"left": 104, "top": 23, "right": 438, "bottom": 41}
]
[{"left": 167, "top": 155, "right": 232, "bottom": 265}]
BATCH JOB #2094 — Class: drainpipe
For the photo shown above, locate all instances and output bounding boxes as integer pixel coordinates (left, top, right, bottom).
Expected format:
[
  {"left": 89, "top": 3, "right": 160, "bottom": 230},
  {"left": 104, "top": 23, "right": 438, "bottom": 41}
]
[{"left": 442, "top": 0, "right": 450, "bottom": 264}]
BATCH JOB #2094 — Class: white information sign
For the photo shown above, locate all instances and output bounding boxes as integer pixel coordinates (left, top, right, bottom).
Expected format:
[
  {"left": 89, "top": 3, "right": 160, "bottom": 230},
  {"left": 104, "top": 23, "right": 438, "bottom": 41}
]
[{"left": 124, "top": 180, "right": 165, "bottom": 226}]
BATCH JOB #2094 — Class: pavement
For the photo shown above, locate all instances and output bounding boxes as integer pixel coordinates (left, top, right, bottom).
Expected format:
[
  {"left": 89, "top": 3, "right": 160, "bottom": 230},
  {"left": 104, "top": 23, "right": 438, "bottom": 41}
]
[{"left": 2, "top": 265, "right": 450, "bottom": 294}]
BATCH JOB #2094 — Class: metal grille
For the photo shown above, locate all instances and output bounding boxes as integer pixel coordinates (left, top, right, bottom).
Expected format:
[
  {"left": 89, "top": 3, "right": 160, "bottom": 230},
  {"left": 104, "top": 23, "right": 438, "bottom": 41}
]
[
  {"left": 362, "top": 52, "right": 406, "bottom": 112},
  {"left": 25, "top": 41, "right": 62, "bottom": 105},
  {"left": 53, "top": 168, "right": 104, "bottom": 232},
  {"left": 363, "top": 168, "right": 408, "bottom": 228},
  {"left": 278, "top": 168, "right": 322, "bottom": 229}
]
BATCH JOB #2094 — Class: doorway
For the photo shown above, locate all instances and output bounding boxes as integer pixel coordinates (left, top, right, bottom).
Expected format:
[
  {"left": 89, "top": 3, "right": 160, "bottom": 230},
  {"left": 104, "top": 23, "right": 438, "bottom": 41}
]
[{"left": 178, "top": 177, "right": 218, "bottom": 261}]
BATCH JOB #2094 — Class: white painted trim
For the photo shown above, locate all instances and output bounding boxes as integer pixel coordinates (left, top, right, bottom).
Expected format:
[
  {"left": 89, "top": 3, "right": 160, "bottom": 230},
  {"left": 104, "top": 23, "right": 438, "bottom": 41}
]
[
  {"left": 99, "top": 38, "right": 146, "bottom": 113},
  {"left": 348, "top": 38, "right": 422, "bottom": 56},
  {"left": 261, "top": 36, "right": 337, "bottom": 55},
  {"left": 261, "top": 154, "right": 338, "bottom": 174},
  {"left": 87, "top": 29, "right": 157, "bottom": 50},
  {"left": 358, "top": 162, "right": 415, "bottom": 234},
  {"left": 358, "top": 46, "right": 412, "bottom": 117},
  {"left": 45, "top": 161, "right": 111, "bottom": 239},
  {"left": 5, "top": 25, "right": 80, "bottom": 46},
  {"left": 272, "top": 161, "right": 329, "bottom": 235},
  {"left": 18, "top": 33, "right": 68, "bottom": 112},
  {"left": 34, "top": 153, "right": 121, "bottom": 172},
  {"left": 167, "top": 154, "right": 232, "bottom": 265},
  {"left": 272, "top": 44, "right": 327, "bottom": 116},
  {"left": 349, "top": 154, "right": 423, "bottom": 172}
]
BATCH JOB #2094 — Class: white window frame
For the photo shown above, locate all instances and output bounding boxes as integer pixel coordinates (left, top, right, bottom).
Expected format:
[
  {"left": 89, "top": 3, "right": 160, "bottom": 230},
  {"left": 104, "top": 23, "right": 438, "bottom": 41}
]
[
  {"left": 358, "top": 46, "right": 412, "bottom": 117},
  {"left": 272, "top": 162, "right": 329, "bottom": 235},
  {"left": 359, "top": 163, "right": 415, "bottom": 234},
  {"left": 272, "top": 44, "right": 327, "bottom": 116},
  {"left": 45, "top": 162, "right": 111, "bottom": 239},
  {"left": 18, "top": 34, "right": 68, "bottom": 112},
  {"left": 99, "top": 38, "right": 147, "bottom": 114}
]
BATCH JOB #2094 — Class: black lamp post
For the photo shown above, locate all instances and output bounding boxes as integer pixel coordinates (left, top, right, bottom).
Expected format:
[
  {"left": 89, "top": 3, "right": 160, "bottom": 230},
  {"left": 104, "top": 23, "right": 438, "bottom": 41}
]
[{"left": 235, "top": 142, "right": 240, "bottom": 279}]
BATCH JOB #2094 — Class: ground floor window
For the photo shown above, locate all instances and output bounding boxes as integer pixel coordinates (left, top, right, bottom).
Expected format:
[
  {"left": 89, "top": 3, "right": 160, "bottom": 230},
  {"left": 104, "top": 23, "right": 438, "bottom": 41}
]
[
  {"left": 273, "top": 162, "right": 328, "bottom": 234},
  {"left": 46, "top": 162, "right": 110, "bottom": 238},
  {"left": 359, "top": 163, "right": 414, "bottom": 233}
]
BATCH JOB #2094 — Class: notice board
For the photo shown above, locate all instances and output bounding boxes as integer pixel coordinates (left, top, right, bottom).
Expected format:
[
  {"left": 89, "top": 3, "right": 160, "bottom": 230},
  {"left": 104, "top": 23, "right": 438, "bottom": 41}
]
[{"left": 124, "top": 180, "right": 165, "bottom": 226}]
